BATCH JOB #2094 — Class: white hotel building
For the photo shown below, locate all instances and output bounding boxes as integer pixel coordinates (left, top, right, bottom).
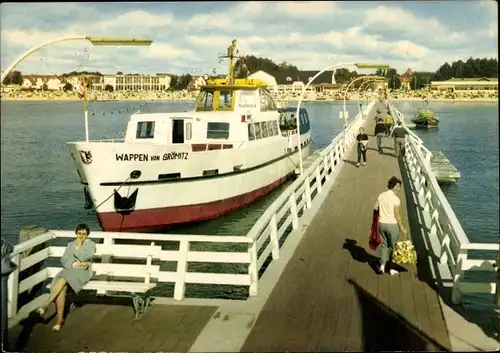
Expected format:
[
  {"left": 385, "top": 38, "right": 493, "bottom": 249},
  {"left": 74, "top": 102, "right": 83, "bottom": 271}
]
[{"left": 93, "top": 74, "right": 171, "bottom": 92}]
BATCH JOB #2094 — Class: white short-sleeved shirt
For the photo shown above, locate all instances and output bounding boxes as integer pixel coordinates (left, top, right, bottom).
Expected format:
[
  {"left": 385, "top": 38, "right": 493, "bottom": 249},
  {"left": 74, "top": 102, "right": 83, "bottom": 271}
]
[{"left": 378, "top": 190, "right": 401, "bottom": 224}]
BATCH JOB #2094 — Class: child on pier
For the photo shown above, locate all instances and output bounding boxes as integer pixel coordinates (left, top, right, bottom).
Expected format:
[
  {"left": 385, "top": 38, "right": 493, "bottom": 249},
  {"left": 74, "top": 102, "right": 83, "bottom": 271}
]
[{"left": 355, "top": 127, "right": 369, "bottom": 167}]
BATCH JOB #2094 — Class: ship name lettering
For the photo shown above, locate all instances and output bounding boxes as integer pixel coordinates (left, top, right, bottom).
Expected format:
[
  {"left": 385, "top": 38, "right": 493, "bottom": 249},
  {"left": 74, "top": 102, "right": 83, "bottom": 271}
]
[
  {"left": 162, "top": 152, "right": 188, "bottom": 160},
  {"left": 115, "top": 153, "right": 149, "bottom": 162}
]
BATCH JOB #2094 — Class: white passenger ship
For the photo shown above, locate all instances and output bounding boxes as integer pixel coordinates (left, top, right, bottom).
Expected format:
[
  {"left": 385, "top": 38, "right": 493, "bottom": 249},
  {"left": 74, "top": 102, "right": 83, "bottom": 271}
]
[{"left": 67, "top": 41, "right": 312, "bottom": 231}]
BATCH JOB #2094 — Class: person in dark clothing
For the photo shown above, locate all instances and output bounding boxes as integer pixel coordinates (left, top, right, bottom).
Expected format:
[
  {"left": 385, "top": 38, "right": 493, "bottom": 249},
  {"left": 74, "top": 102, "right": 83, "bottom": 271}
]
[
  {"left": 374, "top": 118, "right": 386, "bottom": 153},
  {"left": 390, "top": 121, "right": 409, "bottom": 157},
  {"left": 356, "top": 127, "right": 369, "bottom": 167}
]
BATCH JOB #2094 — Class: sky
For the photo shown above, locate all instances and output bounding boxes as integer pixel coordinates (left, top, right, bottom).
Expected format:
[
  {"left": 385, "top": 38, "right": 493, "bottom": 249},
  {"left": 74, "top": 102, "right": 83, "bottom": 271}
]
[{"left": 0, "top": 1, "right": 498, "bottom": 76}]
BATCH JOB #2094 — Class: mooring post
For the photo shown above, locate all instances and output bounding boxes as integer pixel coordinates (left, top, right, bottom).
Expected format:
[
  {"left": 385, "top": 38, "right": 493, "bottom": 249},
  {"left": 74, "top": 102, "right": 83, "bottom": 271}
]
[{"left": 1, "top": 238, "right": 17, "bottom": 351}]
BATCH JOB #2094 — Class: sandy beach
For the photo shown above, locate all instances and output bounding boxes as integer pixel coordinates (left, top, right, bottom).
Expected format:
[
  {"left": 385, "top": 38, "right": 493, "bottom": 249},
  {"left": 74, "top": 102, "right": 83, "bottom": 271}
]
[{"left": 1, "top": 89, "right": 497, "bottom": 103}]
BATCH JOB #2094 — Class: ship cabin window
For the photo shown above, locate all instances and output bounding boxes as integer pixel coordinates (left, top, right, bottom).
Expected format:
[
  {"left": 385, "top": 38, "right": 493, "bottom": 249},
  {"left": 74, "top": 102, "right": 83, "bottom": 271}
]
[
  {"left": 136, "top": 121, "right": 155, "bottom": 139},
  {"left": 172, "top": 119, "right": 184, "bottom": 144},
  {"left": 196, "top": 90, "right": 215, "bottom": 111},
  {"left": 279, "top": 111, "right": 297, "bottom": 130},
  {"left": 247, "top": 121, "right": 279, "bottom": 141},
  {"left": 218, "top": 90, "right": 233, "bottom": 110},
  {"left": 259, "top": 88, "right": 277, "bottom": 112},
  {"left": 207, "top": 122, "right": 230, "bottom": 139}
]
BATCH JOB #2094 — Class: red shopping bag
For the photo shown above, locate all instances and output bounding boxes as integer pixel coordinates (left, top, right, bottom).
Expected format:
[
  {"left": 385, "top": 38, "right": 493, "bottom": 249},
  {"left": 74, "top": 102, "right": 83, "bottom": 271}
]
[{"left": 369, "top": 210, "right": 382, "bottom": 251}]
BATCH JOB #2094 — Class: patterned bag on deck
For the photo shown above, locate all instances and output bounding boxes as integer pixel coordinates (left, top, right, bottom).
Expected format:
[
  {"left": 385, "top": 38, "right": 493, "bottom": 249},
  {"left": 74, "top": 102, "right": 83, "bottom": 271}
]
[{"left": 392, "top": 240, "right": 417, "bottom": 265}]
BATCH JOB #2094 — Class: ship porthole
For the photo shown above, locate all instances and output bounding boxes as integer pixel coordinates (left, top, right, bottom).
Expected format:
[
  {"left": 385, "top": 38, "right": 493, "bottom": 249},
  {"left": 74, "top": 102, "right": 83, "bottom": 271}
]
[{"left": 130, "top": 170, "right": 142, "bottom": 179}]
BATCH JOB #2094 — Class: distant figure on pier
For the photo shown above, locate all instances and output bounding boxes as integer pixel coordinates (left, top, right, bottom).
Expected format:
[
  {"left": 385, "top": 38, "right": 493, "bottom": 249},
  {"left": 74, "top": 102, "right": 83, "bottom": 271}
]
[
  {"left": 373, "top": 177, "right": 407, "bottom": 275},
  {"left": 374, "top": 118, "right": 386, "bottom": 153},
  {"left": 36, "top": 223, "right": 96, "bottom": 331},
  {"left": 384, "top": 111, "right": 393, "bottom": 136},
  {"left": 390, "top": 121, "right": 409, "bottom": 158},
  {"left": 355, "top": 127, "right": 369, "bottom": 167}
]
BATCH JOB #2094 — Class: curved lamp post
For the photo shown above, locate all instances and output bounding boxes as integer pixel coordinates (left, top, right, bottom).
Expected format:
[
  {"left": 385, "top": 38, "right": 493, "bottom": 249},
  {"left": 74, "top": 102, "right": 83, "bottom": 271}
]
[
  {"left": 1, "top": 36, "right": 152, "bottom": 142},
  {"left": 357, "top": 79, "right": 385, "bottom": 114},
  {"left": 342, "top": 75, "right": 386, "bottom": 123},
  {"left": 295, "top": 63, "right": 389, "bottom": 175},
  {"left": 1, "top": 36, "right": 152, "bottom": 83}
]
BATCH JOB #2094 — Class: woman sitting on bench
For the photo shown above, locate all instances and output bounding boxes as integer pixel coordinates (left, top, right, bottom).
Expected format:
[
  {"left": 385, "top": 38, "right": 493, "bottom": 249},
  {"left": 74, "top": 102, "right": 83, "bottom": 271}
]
[{"left": 36, "top": 223, "right": 96, "bottom": 331}]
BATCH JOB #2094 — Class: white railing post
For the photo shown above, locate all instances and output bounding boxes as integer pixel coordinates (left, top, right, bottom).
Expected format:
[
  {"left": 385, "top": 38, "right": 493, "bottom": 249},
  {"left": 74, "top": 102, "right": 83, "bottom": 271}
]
[
  {"left": 304, "top": 176, "right": 312, "bottom": 209},
  {"left": 7, "top": 253, "right": 20, "bottom": 318},
  {"left": 289, "top": 193, "right": 299, "bottom": 230},
  {"left": 173, "top": 239, "right": 189, "bottom": 300},
  {"left": 323, "top": 155, "right": 330, "bottom": 180},
  {"left": 329, "top": 149, "right": 335, "bottom": 169},
  {"left": 315, "top": 165, "right": 322, "bottom": 193},
  {"left": 269, "top": 214, "right": 280, "bottom": 260},
  {"left": 100, "top": 235, "right": 114, "bottom": 281},
  {"left": 248, "top": 241, "right": 259, "bottom": 296},
  {"left": 452, "top": 248, "right": 467, "bottom": 304}
]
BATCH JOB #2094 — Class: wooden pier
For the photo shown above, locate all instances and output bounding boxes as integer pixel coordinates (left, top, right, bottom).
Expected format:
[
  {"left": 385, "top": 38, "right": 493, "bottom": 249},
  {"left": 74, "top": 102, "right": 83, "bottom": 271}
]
[
  {"left": 6, "top": 102, "right": 498, "bottom": 352},
  {"left": 430, "top": 151, "right": 461, "bottom": 183}
]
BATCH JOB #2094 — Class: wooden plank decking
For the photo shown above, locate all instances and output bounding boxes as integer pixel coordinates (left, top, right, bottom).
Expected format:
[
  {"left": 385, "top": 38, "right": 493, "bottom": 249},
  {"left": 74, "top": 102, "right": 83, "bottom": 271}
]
[
  {"left": 241, "top": 102, "right": 452, "bottom": 352},
  {"left": 8, "top": 299, "right": 217, "bottom": 353}
]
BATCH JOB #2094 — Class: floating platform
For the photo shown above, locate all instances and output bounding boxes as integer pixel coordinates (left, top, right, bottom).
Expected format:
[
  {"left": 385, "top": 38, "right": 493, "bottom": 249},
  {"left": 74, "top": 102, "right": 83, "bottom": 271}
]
[{"left": 430, "top": 151, "right": 460, "bottom": 183}]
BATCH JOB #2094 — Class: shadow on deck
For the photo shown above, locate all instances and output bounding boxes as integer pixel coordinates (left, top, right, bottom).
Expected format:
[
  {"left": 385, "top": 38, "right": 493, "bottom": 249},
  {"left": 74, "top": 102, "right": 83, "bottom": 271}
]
[
  {"left": 8, "top": 296, "right": 217, "bottom": 353},
  {"left": 240, "top": 102, "right": 452, "bottom": 352}
]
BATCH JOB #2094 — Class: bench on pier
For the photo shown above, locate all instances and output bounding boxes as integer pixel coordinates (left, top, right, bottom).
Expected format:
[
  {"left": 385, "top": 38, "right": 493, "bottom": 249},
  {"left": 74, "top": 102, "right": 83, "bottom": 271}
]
[{"left": 48, "top": 241, "right": 160, "bottom": 320}]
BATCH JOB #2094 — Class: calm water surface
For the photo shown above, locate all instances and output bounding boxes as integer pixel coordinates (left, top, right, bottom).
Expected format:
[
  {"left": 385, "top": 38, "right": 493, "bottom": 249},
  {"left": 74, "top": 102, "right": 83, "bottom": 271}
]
[{"left": 0, "top": 99, "right": 357, "bottom": 243}]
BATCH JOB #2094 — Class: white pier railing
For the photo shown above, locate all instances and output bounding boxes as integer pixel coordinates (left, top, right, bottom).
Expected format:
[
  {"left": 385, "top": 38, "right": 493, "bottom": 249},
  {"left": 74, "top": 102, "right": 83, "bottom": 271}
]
[
  {"left": 6, "top": 230, "right": 252, "bottom": 319},
  {"left": 246, "top": 100, "right": 374, "bottom": 295},
  {"left": 389, "top": 102, "right": 499, "bottom": 305},
  {"left": 6, "top": 101, "right": 374, "bottom": 324}
]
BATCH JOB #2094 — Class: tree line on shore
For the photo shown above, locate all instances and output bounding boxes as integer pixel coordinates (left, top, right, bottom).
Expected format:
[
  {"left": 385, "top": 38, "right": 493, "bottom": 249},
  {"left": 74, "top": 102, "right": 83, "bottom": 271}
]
[{"left": 3, "top": 56, "right": 497, "bottom": 91}]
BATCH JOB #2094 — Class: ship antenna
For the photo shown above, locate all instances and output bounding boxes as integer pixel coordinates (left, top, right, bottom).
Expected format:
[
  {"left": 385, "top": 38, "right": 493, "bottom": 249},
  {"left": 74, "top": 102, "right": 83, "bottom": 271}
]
[{"left": 218, "top": 39, "right": 240, "bottom": 85}]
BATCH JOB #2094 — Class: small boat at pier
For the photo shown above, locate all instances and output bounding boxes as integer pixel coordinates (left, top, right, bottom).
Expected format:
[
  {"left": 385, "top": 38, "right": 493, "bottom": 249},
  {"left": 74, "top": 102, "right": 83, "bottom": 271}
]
[
  {"left": 412, "top": 101, "right": 439, "bottom": 129},
  {"left": 67, "top": 40, "right": 312, "bottom": 232}
]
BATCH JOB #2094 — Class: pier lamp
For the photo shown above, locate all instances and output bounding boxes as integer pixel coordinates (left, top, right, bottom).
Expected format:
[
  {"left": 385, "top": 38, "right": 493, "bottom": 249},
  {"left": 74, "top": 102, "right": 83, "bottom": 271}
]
[
  {"left": 342, "top": 75, "right": 386, "bottom": 126},
  {"left": 295, "top": 63, "right": 389, "bottom": 175},
  {"left": 1, "top": 36, "right": 152, "bottom": 83},
  {"left": 357, "top": 78, "right": 386, "bottom": 116}
]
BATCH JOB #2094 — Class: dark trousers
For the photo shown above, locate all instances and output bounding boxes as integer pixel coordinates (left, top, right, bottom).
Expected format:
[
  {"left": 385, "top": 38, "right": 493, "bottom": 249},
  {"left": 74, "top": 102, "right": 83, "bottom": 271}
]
[
  {"left": 357, "top": 144, "right": 367, "bottom": 163},
  {"left": 385, "top": 123, "right": 392, "bottom": 135}
]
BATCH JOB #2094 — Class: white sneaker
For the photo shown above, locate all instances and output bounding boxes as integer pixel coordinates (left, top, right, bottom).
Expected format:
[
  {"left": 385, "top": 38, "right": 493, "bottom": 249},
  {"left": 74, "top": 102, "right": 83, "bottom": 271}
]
[
  {"left": 356, "top": 163, "right": 360, "bottom": 167},
  {"left": 379, "top": 263, "right": 385, "bottom": 273},
  {"left": 362, "top": 162, "right": 366, "bottom": 166},
  {"left": 389, "top": 269, "right": 398, "bottom": 275}
]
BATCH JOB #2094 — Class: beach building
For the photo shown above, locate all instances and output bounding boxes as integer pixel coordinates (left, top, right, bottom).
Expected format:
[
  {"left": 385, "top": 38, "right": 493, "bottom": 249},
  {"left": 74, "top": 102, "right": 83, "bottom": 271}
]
[
  {"left": 430, "top": 77, "right": 498, "bottom": 92},
  {"left": 247, "top": 70, "right": 278, "bottom": 91},
  {"left": 92, "top": 73, "right": 171, "bottom": 92},
  {"left": 22, "top": 75, "right": 64, "bottom": 90},
  {"left": 269, "top": 70, "right": 342, "bottom": 94}
]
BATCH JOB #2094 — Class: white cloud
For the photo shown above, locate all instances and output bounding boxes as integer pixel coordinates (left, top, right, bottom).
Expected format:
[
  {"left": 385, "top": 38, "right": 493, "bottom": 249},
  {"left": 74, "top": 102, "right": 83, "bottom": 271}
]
[
  {"left": 275, "top": 1, "right": 338, "bottom": 16},
  {"left": 94, "top": 10, "right": 175, "bottom": 30},
  {"left": 0, "top": 2, "right": 496, "bottom": 75},
  {"left": 365, "top": 5, "right": 466, "bottom": 43}
]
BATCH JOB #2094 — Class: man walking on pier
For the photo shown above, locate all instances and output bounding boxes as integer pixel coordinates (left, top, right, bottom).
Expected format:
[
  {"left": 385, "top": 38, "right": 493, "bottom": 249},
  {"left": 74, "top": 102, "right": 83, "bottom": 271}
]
[
  {"left": 373, "top": 177, "right": 407, "bottom": 275},
  {"left": 391, "top": 121, "right": 409, "bottom": 158}
]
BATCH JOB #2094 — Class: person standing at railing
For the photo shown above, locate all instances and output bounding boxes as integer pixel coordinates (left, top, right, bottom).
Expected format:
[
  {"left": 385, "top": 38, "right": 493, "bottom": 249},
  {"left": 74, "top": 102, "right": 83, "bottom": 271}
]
[
  {"left": 35, "top": 223, "right": 96, "bottom": 332},
  {"left": 390, "top": 121, "right": 409, "bottom": 158},
  {"left": 355, "top": 127, "right": 369, "bottom": 167},
  {"left": 373, "top": 177, "right": 408, "bottom": 275},
  {"left": 374, "top": 118, "right": 386, "bottom": 153}
]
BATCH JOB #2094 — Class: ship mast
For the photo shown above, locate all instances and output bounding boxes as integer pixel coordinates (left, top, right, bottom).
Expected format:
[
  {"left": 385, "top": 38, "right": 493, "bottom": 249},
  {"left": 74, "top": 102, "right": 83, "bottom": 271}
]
[{"left": 218, "top": 39, "right": 240, "bottom": 84}]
